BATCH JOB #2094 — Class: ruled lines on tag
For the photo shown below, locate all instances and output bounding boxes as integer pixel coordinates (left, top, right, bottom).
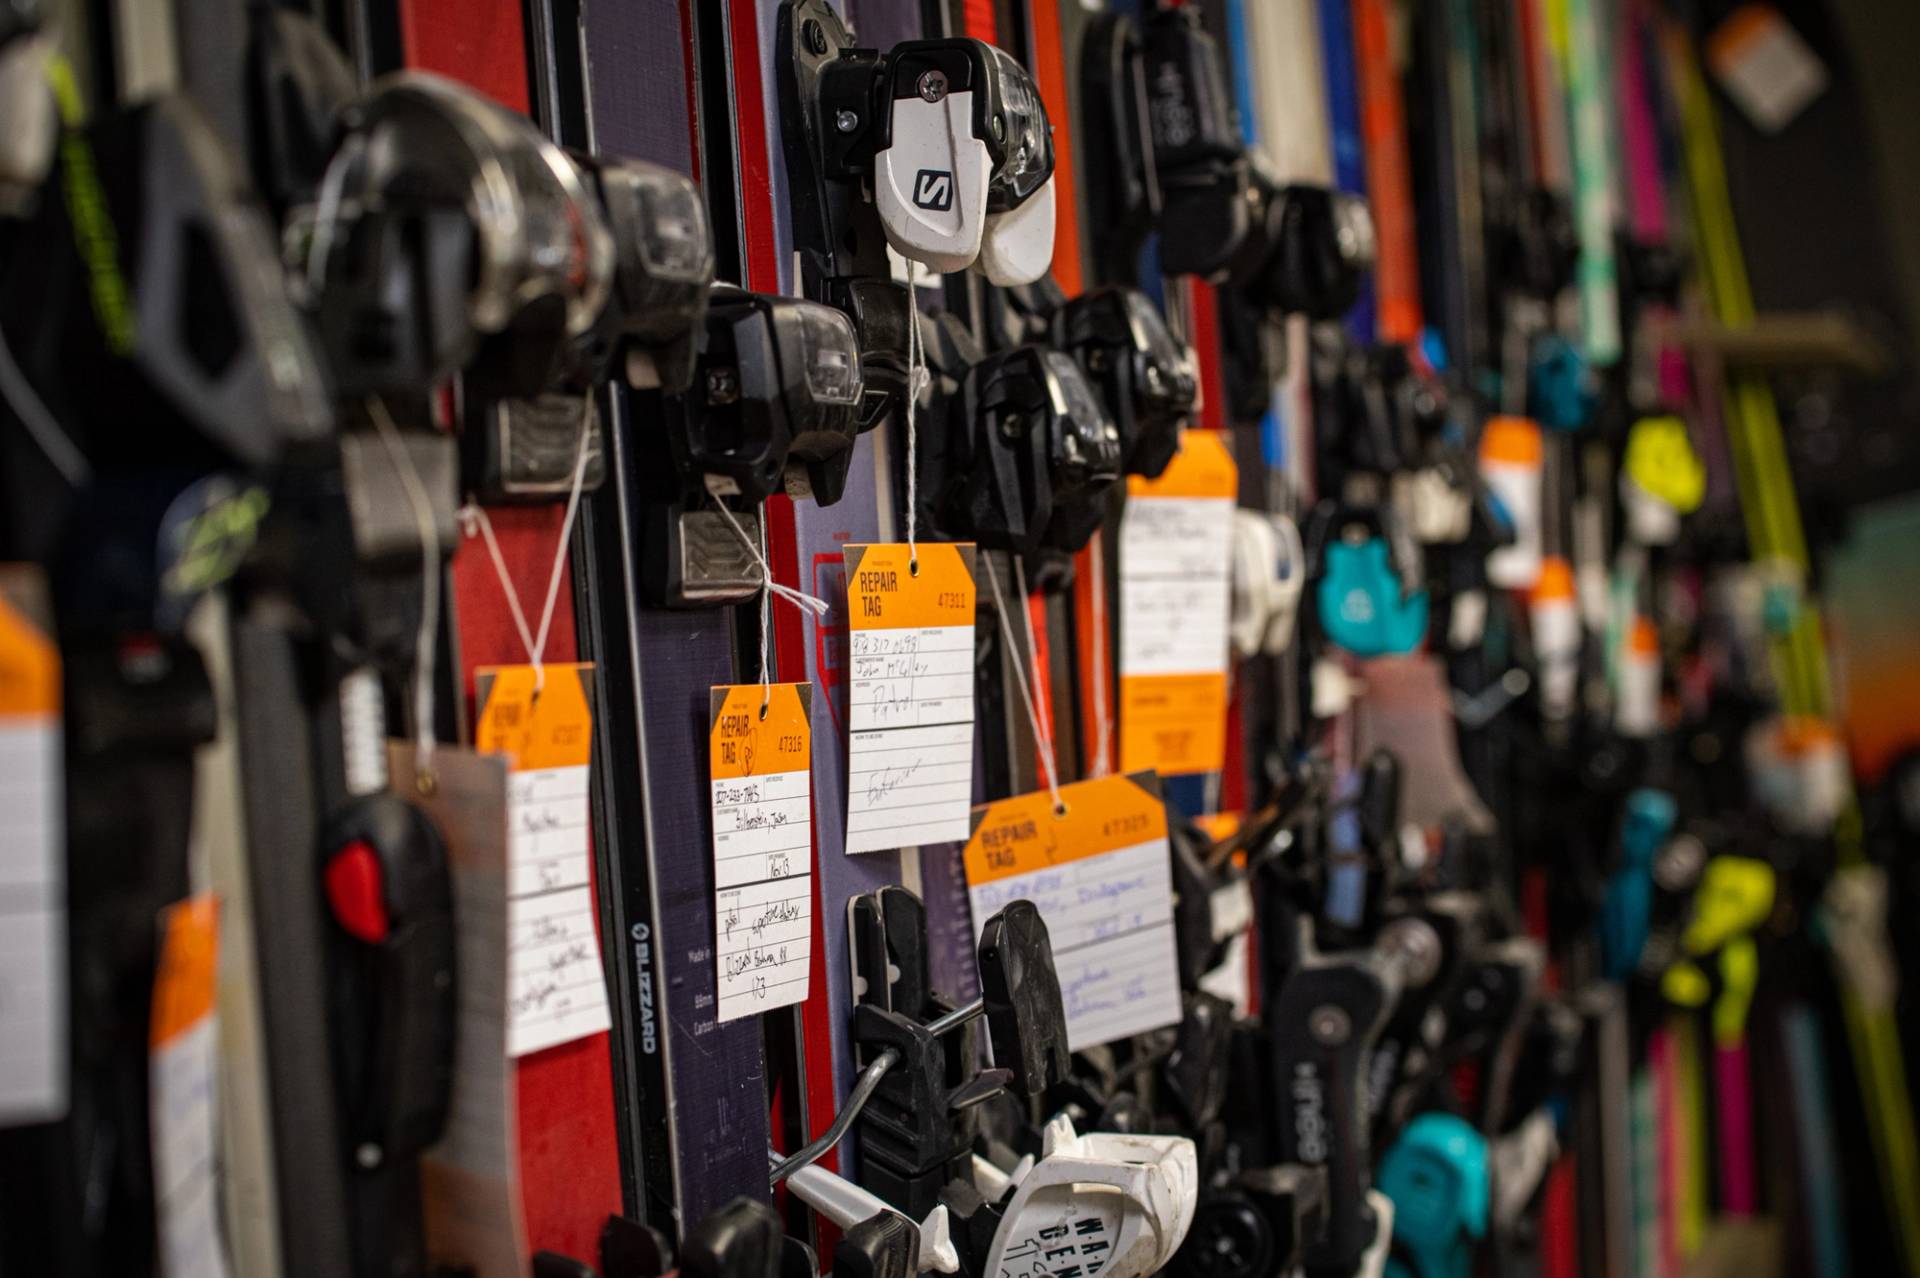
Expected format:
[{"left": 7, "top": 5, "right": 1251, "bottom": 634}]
[
  {"left": 1119, "top": 432, "right": 1238, "bottom": 776},
  {"left": 711, "top": 683, "right": 814, "bottom": 1022},
  {"left": 845, "top": 542, "right": 978, "bottom": 854},
  {"left": 475, "top": 664, "right": 612, "bottom": 1058},
  {"left": 962, "top": 773, "right": 1183, "bottom": 1051}
]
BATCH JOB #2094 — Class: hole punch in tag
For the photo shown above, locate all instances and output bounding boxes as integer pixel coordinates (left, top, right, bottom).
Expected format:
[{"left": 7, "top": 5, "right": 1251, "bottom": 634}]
[
  {"left": 709, "top": 682, "right": 815, "bottom": 1023},
  {"left": 844, "top": 542, "right": 978, "bottom": 853},
  {"left": 962, "top": 773, "right": 1184, "bottom": 1051},
  {"left": 474, "top": 663, "right": 611, "bottom": 1057}
]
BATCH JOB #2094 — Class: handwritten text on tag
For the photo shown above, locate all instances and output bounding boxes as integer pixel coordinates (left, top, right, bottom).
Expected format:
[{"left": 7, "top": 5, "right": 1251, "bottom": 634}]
[
  {"left": 845, "top": 542, "right": 978, "bottom": 853},
  {"left": 963, "top": 774, "right": 1182, "bottom": 1050},
  {"left": 475, "top": 664, "right": 612, "bottom": 1058},
  {"left": 710, "top": 684, "right": 814, "bottom": 1022}
]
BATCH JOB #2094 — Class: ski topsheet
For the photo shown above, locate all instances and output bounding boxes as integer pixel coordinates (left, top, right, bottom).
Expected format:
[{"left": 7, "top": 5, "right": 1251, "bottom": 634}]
[{"left": 563, "top": 0, "right": 775, "bottom": 1238}]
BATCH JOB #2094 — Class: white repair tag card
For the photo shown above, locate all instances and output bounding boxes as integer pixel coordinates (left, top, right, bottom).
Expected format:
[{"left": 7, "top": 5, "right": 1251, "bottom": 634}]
[
  {"left": 710, "top": 683, "right": 814, "bottom": 1022},
  {"left": 1707, "top": 5, "right": 1828, "bottom": 133},
  {"left": 475, "top": 664, "right": 613, "bottom": 1058},
  {"left": 1119, "top": 432, "right": 1238, "bottom": 777},
  {"left": 962, "top": 773, "right": 1182, "bottom": 1051},
  {"left": 150, "top": 895, "right": 231, "bottom": 1278},
  {"left": 0, "top": 567, "right": 64, "bottom": 1127},
  {"left": 844, "top": 542, "right": 978, "bottom": 853}
]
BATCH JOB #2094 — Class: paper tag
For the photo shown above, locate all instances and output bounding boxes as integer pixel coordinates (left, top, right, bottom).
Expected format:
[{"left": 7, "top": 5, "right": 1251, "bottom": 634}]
[
  {"left": 1120, "top": 432, "right": 1237, "bottom": 776},
  {"left": 710, "top": 683, "right": 814, "bottom": 1022},
  {"left": 475, "top": 664, "right": 612, "bottom": 1058},
  {"left": 150, "top": 895, "right": 231, "bottom": 1278},
  {"left": 844, "top": 542, "right": 978, "bottom": 853},
  {"left": 963, "top": 773, "right": 1182, "bottom": 1050},
  {"left": 0, "top": 570, "right": 64, "bottom": 1126},
  {"left": 1707, "top": 5, "right": 1827, "bottom": 133}
]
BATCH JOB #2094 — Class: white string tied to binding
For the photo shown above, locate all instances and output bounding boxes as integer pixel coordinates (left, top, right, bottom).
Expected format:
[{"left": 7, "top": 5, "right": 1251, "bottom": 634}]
[
  {"left": 367, "top": 397, "right": 443, "bottom": 781},
  {"left": 981, "top": 552, "right": 1065, "bottom": 815},
  {"left": 456, "top": 398, "right": 598, "bottom": 697},
  {"left": 0, "top": 320, "right": 90, "bottom": 488},
  {"left": 903, "top": 258, "right": 929, "bottom": 574},
  {"left": 710, "top": 494, "right": 830, "bottom": 713},
  {"left": 1087, "top": 533, "right": 1115, "bottom": 778}
]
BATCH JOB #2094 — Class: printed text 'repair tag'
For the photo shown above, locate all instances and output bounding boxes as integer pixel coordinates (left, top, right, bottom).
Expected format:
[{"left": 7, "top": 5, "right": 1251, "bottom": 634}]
[{"left": 844, "top": 542, "right": 978, "bottom": 854}]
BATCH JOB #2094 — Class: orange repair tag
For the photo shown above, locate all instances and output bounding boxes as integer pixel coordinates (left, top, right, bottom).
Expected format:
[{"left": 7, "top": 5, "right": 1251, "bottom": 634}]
[
  {"left": 710, "top": 683, "right": 814, "bottom": 1022},
  {"left": 1119, "top": 432, "right": 1238, "bottom": 776},
  {"left": 844, "top": 542, "right": 978, "bottom": 853},
  {"left": 476, "top": 664, "right": 609, "bottom": 1057},
  {"left": 963, "top": 773, "right": 1182, "bottom": 1049}
]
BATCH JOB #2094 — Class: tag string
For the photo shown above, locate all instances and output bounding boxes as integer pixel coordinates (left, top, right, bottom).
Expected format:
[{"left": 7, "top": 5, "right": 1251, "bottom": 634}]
[
  {"left": 1087, "top": 535, "right": 1114, "bottom": 779},
  {"left": 1012, "top": 555, "right": 1059, "bottom": 768},
  {"left": 367, "top": 396, "right": 441, "bottom": 781},
  {"left": 0, "top": 318, "right": 90, "bottom": 487},
  {"left": 457, "top": 398, "right": 597, "bottom": 696},
  {"left": 711, "top": 497, "right": 830, "bottom": 707},
  {"left": 981, "top": 553, "right": 1064, "bottom": 814},
  {"left": 1164, "top": 277, "right": 1191, "bottom": 345},
  {"left": 903, "top": 258, "right": 925, "bottom": 572}
]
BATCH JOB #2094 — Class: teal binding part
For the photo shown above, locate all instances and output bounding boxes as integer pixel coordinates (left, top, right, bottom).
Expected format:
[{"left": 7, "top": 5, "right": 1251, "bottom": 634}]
[
  {"left": 1526, "top": 331, "right": 1595, "bottom": 431},
  {"left": 1318, "top": 536, "right": 1429, "bottom": 656},
  {"left": 1379, "top": 1113, "right": 1490, "bottom": 1278},
  {"left": 1601, "top": 788, "right": 1676, "bottom": 980}
]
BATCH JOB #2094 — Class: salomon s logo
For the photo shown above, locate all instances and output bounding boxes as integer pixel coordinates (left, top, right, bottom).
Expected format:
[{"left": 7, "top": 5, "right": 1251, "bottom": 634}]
[{"left": 912, "top": 168, "right": 954, "bottom": 211}]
